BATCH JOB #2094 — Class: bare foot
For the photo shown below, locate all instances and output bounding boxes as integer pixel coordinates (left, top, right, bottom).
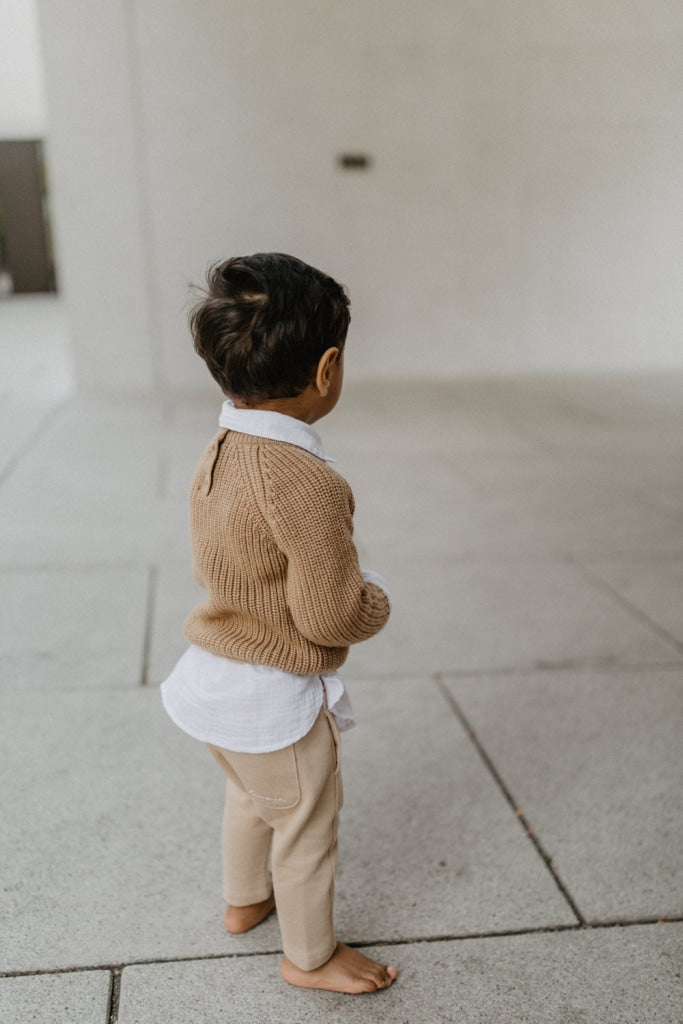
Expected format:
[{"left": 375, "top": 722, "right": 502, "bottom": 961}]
[
  {"left": 223, "top": 894, "right": 275, "bottom": 934},
  {"left": 281, "top": 943, "right": 398, "bottom": 994}
]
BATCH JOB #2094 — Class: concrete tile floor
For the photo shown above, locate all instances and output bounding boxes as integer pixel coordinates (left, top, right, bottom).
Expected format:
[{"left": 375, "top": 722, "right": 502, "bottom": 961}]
[
  {"left": 116, "top": 926, "right": 682, "bottom": 1024},
  {"left": 1, "top": 299, "right": 682, "bottom": 1021}
]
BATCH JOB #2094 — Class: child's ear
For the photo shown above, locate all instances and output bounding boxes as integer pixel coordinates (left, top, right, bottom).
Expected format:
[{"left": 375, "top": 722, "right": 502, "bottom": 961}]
[{"left": 315, "top": 347, "right": 340, "bottom": 396}]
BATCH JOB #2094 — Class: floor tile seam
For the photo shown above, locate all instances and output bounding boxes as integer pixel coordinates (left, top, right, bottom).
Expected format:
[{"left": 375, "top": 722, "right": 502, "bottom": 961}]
[
  {"left": 6, "top": 662, "right": 681, "bottom": 697},
  {"left": 140, "top": 566, "right": 157, "bottom": 687},
  {"left": 368, "top": 555, "right": 587, "bottom": 567},
  {"left": 567, "top": 551, "right": 683, "bottom": 566},
  {"left": 154, "top": 397, "right": 174, "bottom": 502},
  {"left": 0, "top": 563, "right": 153, "bottom": 574},
  {"left": 156, "top": 453, "right": 169, "bottom": 501},
  {"left": 435, "top": 659, "right": 683, "bottom": 681},
  {"left": 634, "top": 488, "right": 683, "bottom": 526},
  {"left": 342, "top": 658, "right": 683, "bottom": 687},
  {"left": 107, "top": 968, "right": 120, "bottom": 1024},
  {"left": 0, "top": 396, "right": 73, "bottom": 490},
  {"left": 565, "top": 549, "right": 683, "bottom": 561},
  {"left": 434, "top": 674, "right": 586, "bottom": 925},
  {"left": 370, "top": 553, "right": 683, "bottom": 569},
  {"left": 4, "top": 917, "right": 682, "bottom": 981},
  {"left": 2, "top": 553, "right": 682, "bottom": 572},
  {"left": 493, "top": 414, "right": 565, "bottom": 458},
  {"left": 4, "top": 683, "right": 155, "bottom": 698},
  {"left": 498, "top": 401, "right": 653, "bottom": 455},
  {"left": 345, "top": 917, "right": 683, "bottom": 946},
  {"left": 575, "top": 563, "right": 683, "bottom": 657}
]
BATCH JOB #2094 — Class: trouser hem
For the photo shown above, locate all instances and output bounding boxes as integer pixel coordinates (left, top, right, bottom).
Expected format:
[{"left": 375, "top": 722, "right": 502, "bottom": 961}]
[
  {"left": 224, "top": 871, "right": 273, "bottom": 905},
  {"left": 224, "top": 887, "right": 273, "bottom": 906},
  {"left": 284, "top": 939, "right": 338, "bottom": 973}
]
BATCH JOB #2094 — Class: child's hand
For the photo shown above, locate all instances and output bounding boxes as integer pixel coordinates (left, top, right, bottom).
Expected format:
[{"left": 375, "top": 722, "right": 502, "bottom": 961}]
[{"left": 361, "top": 569, "right": 392, "bottom": 610}]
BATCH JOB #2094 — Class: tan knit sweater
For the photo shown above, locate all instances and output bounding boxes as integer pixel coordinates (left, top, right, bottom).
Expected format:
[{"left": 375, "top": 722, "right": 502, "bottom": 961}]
[{"left": 183, "top": 429, "right": 390, "bottom": 675}]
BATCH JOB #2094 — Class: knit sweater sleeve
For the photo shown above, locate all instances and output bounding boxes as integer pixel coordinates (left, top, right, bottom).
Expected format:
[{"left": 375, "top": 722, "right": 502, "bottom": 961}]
[{"left": 259, "top": 445, "right": 390, "bottom": 647}]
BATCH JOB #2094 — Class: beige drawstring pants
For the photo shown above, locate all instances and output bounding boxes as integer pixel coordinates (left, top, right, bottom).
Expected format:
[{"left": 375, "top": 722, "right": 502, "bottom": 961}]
[{"left": 208, "top": 705, "right": 343, "bottom": 972}]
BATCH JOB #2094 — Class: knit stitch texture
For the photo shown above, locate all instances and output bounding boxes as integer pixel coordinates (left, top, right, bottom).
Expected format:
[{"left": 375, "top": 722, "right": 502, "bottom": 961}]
[{"left": 183, "top": 430, "right": 390, "bottom": 674}]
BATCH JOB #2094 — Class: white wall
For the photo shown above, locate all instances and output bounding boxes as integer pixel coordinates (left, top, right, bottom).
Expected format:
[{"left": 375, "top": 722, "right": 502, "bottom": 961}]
[
  {"left": 0, "top": 0, "right": 46, "bottom": 137},
  {"left": 36, "top": 0, "right": 155, "bottom": 392},
  {"left": 37, "top": 1, "right": 683, "bottom": 393}
]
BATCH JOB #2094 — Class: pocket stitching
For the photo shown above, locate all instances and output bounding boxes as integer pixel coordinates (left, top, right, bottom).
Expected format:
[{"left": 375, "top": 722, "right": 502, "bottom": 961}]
[{"left": 243, "top": 745, "right": 301, "bottom": 810}]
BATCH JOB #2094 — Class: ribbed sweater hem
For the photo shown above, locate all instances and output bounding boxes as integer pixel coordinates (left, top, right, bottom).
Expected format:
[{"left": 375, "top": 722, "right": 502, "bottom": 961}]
[{"left": 182, "top": 623, "right": 348, "bottom": 677}]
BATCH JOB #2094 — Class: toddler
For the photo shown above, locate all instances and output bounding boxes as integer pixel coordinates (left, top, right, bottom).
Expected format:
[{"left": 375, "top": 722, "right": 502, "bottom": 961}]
[{"left": 161, "top": 253, "right": 397, "bottom": 993}]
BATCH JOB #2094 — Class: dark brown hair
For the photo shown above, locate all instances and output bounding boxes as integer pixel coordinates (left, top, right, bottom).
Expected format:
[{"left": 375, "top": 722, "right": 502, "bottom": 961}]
[{"left": 189, "top": 253, "right": 350, "bottom": 400}]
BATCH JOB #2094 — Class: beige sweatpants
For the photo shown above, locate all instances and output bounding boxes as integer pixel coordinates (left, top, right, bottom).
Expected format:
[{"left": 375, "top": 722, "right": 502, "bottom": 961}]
[{"left": 208, "top": 705, "right": 343, "bottom": 972}]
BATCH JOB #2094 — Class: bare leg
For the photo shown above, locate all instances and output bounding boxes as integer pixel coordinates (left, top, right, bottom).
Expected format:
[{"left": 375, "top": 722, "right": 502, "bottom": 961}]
[{"left": 281, "top": 944, "right": 398, "bottom": 994}]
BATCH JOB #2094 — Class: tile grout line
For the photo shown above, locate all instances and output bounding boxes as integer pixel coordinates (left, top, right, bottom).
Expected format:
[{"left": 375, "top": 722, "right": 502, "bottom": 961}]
[
  {"left": 0, "top": 561, "right": 188, "bottom": 573},
  {"left": 0, "top": 396, "right": 72, "bottom": 490},
  {"left": 347, "top": 658, "right": 683, "bottom": 686},
  {"left": 156, "top": 396, "right": 174, "bottom": 501},
  {"left": 140, "top": 566, "right": 158, "bottom": 686},
  {"left": 433, "top": 659, "right": 683, "bottom": 681},
  {"left": 3, "top": 917, "right": 681, "bottom": 981},
  {"left": 3, "top": 553, "right": 683, "bottom": 573},
  {"left": 107, "top": 968, "right": 121, "bottom": 1024},
  {"left": 575, "top": 562, "right": 683, "bottom": 657},
  {"left": 156, "top": 452, "right": 169, "bottom": 501},
  {"left": 434, "top": 673, "right": 586, "bottom": 926}
]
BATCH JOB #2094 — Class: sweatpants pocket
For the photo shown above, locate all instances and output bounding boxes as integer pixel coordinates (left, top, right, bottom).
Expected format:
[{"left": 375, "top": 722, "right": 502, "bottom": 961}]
[{"left": 227, "top": 744, "right": 301, "bottom": 810}]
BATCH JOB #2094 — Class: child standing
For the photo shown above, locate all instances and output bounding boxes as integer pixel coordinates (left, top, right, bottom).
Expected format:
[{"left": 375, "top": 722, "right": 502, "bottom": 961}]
[{"left": 161, "top": 253, "right": 397, "bottom": 993}]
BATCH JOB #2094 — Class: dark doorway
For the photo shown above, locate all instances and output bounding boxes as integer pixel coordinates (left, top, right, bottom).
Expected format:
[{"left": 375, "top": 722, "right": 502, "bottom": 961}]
[{"left": 0, "top": 139, "right": 57, "bottom": 294}]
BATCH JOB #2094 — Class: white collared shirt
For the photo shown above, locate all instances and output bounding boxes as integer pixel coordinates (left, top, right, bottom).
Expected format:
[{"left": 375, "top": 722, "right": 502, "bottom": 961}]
[{"left": 160, "top": 400, "right": 390, "bottom": 753}]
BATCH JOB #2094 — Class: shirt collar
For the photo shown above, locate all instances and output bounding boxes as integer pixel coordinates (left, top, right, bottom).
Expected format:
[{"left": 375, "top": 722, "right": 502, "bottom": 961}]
[{"left": 218, "top": 399, "right": 335, "bottom": 463}]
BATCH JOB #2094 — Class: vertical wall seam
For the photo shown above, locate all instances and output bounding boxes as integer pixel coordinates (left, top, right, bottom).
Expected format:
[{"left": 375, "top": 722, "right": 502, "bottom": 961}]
[{"left": 122, "top": 0, "right": 167, "bottom": 395}]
